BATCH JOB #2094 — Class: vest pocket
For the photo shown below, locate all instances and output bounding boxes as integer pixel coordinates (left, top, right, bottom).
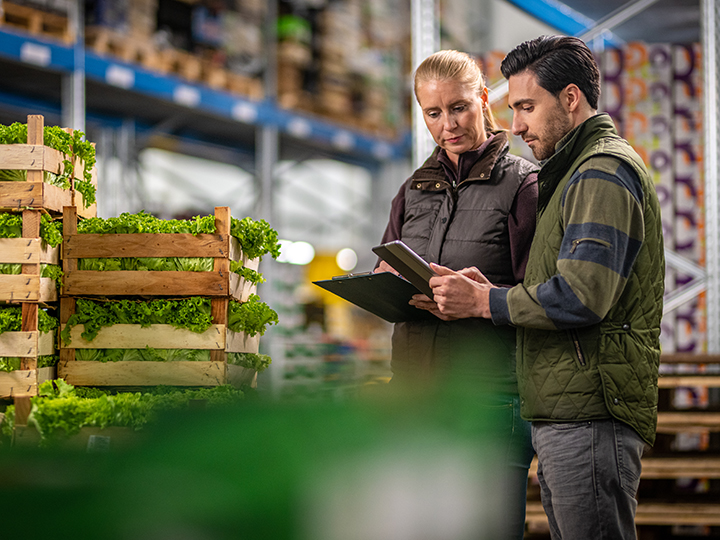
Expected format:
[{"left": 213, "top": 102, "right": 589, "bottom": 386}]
[{"left": 569, "top": 329, "right": 587, "bottom": 367}]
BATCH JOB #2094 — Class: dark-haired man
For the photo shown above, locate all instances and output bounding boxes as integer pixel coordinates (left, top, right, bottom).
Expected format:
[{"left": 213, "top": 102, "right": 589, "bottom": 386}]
[{"left": 411, "top": 36, "right": 665, "bottom": 539}]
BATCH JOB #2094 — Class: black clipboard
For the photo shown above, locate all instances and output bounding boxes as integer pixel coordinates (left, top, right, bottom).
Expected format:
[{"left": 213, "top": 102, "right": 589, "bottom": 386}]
[
  {"left": 372, "top": 240, "right": 435, "bottom": 298},
  {"left": 313, "top": 272, "right": 435, "bottom": 323}
]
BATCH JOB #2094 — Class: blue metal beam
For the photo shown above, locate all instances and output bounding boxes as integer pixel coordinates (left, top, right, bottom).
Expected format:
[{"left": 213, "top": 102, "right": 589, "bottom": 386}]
[{"left": 504, "top": 0, "right": 623, "bottom": 47}]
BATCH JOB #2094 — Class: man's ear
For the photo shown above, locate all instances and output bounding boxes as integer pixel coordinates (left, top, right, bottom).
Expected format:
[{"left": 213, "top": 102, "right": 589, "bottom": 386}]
[{"left": 563, "top": 83, "right": 583, "bottom": 112}]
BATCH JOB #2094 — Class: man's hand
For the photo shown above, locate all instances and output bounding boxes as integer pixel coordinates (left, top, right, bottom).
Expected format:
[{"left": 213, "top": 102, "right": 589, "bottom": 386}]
[{"left": 410, "top": 263, "right": 495, "bottom": 319}]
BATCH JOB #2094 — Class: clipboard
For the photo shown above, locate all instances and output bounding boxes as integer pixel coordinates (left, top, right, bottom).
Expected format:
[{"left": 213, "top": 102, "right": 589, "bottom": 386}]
[
  {"left": 372, "top": 240, "right": 435, "bottom": 298},
  {"left": 313, "top": 272, "right": 435, "bottom": 323}
]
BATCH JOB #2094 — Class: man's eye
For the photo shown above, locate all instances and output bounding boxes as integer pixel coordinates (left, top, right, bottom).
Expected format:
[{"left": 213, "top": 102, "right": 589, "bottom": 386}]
[{"left": 453, "top": 106, "right": 465, "bottom": 112}]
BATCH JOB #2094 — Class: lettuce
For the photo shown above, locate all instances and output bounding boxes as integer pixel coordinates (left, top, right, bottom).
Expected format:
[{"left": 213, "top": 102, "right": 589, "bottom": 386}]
[
  {"left": 228, "top": 295, "right": 278, "bottom": 337},
  {"left": 227, "top": 352, "right": 272, "bottom": 372},
  {"left": 61, "top": 297, "right": 213, "bottom": 345}
]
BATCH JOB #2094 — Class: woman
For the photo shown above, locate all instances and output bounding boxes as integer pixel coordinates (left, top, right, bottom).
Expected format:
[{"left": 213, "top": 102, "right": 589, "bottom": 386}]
[{"left": 375, "top": 50, "right": 538, "bottom": 540}]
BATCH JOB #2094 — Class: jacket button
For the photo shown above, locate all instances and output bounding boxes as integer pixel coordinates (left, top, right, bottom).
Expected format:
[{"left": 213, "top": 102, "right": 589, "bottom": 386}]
[
  {"left": 622, "top": 323, "right": 630, "bottom": 331},
  {"left": 435, "top": 183, "right": 441, "bottom": 188},
  {"left": 441, "top": 217, "right": 447, "bottom": 224},
  {"left": 416, "top": 183, "right": 422, "bottom": 188},
  {"left": 480, "top": 173, "right": 485, "bottom": 178},
  {"left": 613, "top": 398, "right": 619, "bottom": 405}
]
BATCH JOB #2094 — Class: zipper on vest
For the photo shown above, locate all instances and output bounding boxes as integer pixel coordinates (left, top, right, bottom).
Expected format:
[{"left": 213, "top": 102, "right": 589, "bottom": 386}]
[
  {"left": 570, "top": 237, "right": 611, "bottom": 253},
  {"left": 569, "top": 329, "right": 586, "bottom": 366}
]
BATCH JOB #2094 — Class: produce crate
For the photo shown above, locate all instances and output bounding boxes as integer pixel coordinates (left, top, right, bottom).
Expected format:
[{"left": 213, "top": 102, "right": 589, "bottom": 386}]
[
  {"left": 58, "top": 296, "right": 261, "bottom": 387},
  {"left": 0, "top": 366, "right": 55, "bottom": 398},
  {"left": 0, "top": 208, "right": 59, "bottom": 303},
  {"left": 85, "top": 25, "right": 160, "bottom": 71},
  {"left": 61, "top": 206, "right": 259, "bottom": 299},
  {"left": 0, "top": 115, "right": 97, "bottom": 217}
]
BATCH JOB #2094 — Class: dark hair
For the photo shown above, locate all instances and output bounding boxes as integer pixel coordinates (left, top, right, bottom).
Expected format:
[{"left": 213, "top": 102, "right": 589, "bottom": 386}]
[{"left": 500, "top": 35, "right": 600, "bottom": 110}]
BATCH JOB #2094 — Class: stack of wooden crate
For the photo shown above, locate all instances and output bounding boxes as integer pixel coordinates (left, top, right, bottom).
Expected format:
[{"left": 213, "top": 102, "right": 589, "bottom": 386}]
[
  {"left": 0, "top": 115, "right": 95, "bottom": 399},
  {"left": 525, "top": 353, "right": 720, "bottom": 538},
  {"left": 58, "top": 205, "right": 262, "bottom": 389}
]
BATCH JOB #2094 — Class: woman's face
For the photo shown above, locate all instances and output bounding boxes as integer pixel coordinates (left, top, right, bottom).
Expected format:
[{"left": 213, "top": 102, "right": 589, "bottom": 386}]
[{"left": 416, "top": 78, "right": 488, "bottom": 166}]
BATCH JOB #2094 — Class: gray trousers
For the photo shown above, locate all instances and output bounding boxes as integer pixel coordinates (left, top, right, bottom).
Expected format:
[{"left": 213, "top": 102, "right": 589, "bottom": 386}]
[{"left": 532, "top": 419, "right": 645, "bottom": 540}]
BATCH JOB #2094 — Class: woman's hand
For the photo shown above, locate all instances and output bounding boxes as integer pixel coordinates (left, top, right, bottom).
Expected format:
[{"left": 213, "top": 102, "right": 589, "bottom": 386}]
[{"left": 374, "top": 260, "right": 400, "bottom": 275}]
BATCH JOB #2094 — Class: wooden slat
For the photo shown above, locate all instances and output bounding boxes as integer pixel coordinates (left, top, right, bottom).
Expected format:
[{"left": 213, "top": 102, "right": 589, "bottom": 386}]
[
  {"left": 60, "top": 323, "right": 226, "bottom": 350},
  {"left": 229, "top": 272, "right": 257, "bottom": 302},
  {"left": 661, "top": 354, "right": 720, "bottom": 364},
  {"left": 0, "top": 237, "right": 59, "bottom": 265},
  {"left": 58, "top": 360, "right": 227, "bottom": 386},
  {"left": 0, "top": 330, "right": 53, "bottom": 357},
  {"left": 227, "top": 364, "right": 257, "bottom": 388},
  {"left": 63, "top": 233, "right": 229, "bottom": 258},
  {"left": 62, "top": 270, "right": 227, "bottom": 296},
  {"left": 526, "top": 502, "right": 720, "bottom": 527},
  {"left": 0, "top": 366, "right": 54, "bottom": 398},
  {"left": 659, "top": 376, "right": 720, "bottom": 388},
  {"left": 0, "top": 182, "right": 72, "bottom": 212},
  {"left": 226, "top": 330, "right": 260, "bottom": 354},
  {"left": 0, "top": 275, "right": 41, "bottom": 301},
  {"left": 641, "top": 457, "right": 720, "bottom": 479},
  {"left": 0, "top": 144, "right": 64, "bottom": 172},
  {"left": 657, "top": 412, "right": 720, "bottom": 433}
]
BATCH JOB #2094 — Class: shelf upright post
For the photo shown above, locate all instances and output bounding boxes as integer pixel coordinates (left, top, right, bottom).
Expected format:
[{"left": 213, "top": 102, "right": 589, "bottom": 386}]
[
  {"left": 62, "top": 0, "right": 85, "bottom": 132},
  {"left": 703, "top": 0, "right": 720, "bottom": 352},
  {"left": 411, "top": 0, "right": 440, "bottom": 170}
]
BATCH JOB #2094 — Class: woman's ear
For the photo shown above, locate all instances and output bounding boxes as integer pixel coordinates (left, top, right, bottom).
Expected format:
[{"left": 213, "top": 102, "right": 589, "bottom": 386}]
[{"left": 481, "top": 86, "right": 489, "bottom": 107}]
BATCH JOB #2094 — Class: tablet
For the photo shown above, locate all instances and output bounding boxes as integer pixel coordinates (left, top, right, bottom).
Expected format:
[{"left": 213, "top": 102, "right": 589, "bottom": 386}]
[{"left": 372, "top": 240, "right": 435, "bottom": 298}]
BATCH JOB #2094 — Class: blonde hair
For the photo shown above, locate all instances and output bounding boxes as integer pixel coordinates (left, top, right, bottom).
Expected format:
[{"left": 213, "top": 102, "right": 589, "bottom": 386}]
[{"left": 414, "top": 50, "right": 497, "bottom": 132}]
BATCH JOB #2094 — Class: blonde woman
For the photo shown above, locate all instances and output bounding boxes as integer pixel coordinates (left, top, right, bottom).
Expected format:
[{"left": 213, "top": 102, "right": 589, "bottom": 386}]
[{"left": 376, "top": 50, "right": 538, "bottom": 539}]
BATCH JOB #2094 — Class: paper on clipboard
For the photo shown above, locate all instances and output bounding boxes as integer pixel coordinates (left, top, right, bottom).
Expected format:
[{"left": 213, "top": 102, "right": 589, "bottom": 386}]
[{"left": 372, "top": 240, "right": 435, "bottom": 298}]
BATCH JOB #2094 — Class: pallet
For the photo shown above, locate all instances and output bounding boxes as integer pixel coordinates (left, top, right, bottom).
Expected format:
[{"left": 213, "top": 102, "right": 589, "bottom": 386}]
[
  {"left": 0, "top": 1, "right": 72, "bottom": 43},
  {"left": 0, "top": 115, "right": 96, "bottom": 217},
  {"left": 156, "top": 48, "right": 202, "bottom": 82},
  {"left": 85, "top": 26, "right": 160, "bottom": 71},
  {"left": 529, "top": 455, "right": 720, "bottom": 480},
  {"left": 61, "top": 206, "right": 258, "bottom": 299}
]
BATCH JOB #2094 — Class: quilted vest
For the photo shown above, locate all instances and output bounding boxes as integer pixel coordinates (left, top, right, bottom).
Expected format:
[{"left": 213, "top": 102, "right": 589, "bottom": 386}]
[
  {"left": 517, "top": 114, "right": 665, "bottom": 445},
  {"left": 392, "top": 134, "right": 538, "bottom": 392}
]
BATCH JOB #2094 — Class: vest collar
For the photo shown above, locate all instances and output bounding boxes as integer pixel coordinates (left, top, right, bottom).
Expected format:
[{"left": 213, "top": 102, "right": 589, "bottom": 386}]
[
  {"left": 537, "top": 113, "right": 619, "bottom": 211},
  {"left": 411, "top": 131, "right": 510, "bottom": 191}
]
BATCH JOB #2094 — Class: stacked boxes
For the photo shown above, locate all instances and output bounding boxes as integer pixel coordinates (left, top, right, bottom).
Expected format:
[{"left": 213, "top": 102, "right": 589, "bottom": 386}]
[{"left": 0, "top": 115, "right": 96, "bottom": 398}]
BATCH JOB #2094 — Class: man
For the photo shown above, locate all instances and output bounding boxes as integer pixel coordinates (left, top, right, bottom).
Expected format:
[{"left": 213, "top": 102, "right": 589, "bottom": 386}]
[{"left": 411, "top": 36, "right": 664, "bottom": 539}]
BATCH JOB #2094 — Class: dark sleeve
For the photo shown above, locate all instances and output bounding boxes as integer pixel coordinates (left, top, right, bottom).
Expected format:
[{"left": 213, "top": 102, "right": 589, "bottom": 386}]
[
  {"left": 375, "top": 180, "right": 407, "bottom": 268},
  {"left": 508, "top": 172, "right": 538, "bottom": 282}
]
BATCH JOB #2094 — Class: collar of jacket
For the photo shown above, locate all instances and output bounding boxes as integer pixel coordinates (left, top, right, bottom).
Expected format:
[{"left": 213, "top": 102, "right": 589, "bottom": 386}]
[
  {"left": 536, "top": 113, "right": 619, "bottom": 212},
  {"left": 410, "top": 131, "right": 510, "bottom": 191}
]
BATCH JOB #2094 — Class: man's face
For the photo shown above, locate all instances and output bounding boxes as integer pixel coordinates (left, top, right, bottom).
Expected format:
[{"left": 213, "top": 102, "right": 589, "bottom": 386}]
[{"left": 507, "top": 70, "right": 574, "bottom": 161}]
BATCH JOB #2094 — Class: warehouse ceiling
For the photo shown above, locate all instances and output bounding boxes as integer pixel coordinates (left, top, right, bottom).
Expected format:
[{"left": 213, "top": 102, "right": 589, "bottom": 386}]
[{"left": 508, "top": 0, "right": 701, "bottom": 44}]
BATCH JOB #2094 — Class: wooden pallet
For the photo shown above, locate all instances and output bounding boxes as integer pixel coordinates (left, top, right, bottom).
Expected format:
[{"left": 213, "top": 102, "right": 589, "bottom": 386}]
[
  {"left": 61, "top": 206, "right": 258, "bottom": 299},
  {"left": 0, "top": 367, "right": 55, "bottom": 398},
  {"left": 85, "top": 26, "right": 160, "bottom": 71},
  {"left": 156, "top": 48, "right": 202, "bottom": 82},
  {"left": 0, "top": 2, "right": 72, "bottom": 43},
  {"left": 0, "top": 115, "right": 96, "bottom": 217}
]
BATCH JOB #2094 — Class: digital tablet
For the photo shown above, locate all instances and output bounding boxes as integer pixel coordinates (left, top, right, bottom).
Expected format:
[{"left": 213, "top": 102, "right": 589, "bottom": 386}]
[{"left": 372, "top": 240, "right": 435, "bottom": 298}]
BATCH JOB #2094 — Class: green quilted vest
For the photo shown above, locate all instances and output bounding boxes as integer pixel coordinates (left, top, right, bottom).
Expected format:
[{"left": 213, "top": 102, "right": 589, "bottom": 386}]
[{"left": 517, "top": 114, "right": 665, "bottom": 445}]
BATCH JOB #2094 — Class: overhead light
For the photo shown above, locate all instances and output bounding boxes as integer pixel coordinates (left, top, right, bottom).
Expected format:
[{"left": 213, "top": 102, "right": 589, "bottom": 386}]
[
  {"left": 336, "top": 248, "right": 358, "bottom": 271},
  {"left": 286, "top": 241, "right": 315, "bottom": 265}
]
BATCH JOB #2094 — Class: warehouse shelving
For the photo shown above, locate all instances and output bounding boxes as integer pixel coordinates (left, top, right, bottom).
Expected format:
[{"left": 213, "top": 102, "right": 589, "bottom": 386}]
[{"left": 0, "top": 26, "right": 410, "bottom": 164}]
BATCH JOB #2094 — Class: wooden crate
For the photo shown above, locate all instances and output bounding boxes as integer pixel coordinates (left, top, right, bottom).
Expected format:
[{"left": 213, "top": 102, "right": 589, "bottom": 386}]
[
  {"left": 0, "top": 208, "right": 59, "bottom": 303},
  {"left": 0, "top": 115, "right": 97, "bottom": 217},
  {"left": 61, "top": 206, "right": 258, "bottom": 299},
  {"left": 0, "top": 367, "right": 55, "bottom": 398}
]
